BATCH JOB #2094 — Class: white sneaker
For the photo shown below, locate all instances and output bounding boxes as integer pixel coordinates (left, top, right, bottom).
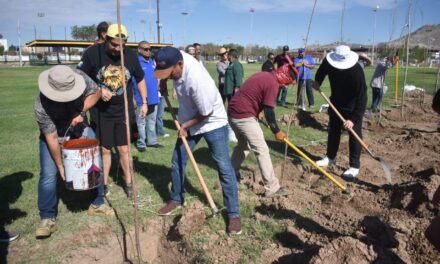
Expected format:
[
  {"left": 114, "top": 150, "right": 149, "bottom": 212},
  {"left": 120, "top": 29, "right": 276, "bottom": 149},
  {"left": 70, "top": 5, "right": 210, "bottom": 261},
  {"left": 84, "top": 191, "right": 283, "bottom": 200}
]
[
  {"left": 342, "top": 167, "right": 359, "bottom": 179},
  {"left": 163, "top": 133, "right": 170, "bottom": 138},
  {"left": 316, "top": 157, "right": 336, "bottom": 167}
]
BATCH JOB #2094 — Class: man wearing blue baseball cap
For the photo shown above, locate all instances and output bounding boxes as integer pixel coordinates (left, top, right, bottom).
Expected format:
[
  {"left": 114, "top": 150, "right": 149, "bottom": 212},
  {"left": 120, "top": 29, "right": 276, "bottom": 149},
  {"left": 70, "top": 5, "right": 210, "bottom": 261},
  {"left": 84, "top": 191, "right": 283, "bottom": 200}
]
[{"left": 154, "top": 46, "right": 242, "bottom": 235}]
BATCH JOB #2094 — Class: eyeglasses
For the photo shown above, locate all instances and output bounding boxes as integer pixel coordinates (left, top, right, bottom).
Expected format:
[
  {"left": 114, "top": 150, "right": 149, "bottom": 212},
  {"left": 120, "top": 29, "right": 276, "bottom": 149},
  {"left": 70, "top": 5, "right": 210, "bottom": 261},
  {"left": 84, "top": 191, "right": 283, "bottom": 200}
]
[{"left": 140, "top": 47, "right": 151, "bottom": 51}]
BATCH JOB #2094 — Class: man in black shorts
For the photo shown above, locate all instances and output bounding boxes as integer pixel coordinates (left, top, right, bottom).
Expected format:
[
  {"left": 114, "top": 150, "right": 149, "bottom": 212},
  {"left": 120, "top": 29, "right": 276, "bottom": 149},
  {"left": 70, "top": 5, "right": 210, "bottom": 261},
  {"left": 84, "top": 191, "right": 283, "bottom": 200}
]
[{"left": 79, "top": 24, "right": 148, "bottom": 198}]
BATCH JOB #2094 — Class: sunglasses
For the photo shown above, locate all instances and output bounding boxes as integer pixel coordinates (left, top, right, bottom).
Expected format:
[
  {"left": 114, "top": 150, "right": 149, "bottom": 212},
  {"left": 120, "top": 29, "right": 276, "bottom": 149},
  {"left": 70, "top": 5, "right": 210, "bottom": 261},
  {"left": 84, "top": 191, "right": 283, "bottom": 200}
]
[{"left": 140, "top": 47, "right": 151, "bottom": 51}]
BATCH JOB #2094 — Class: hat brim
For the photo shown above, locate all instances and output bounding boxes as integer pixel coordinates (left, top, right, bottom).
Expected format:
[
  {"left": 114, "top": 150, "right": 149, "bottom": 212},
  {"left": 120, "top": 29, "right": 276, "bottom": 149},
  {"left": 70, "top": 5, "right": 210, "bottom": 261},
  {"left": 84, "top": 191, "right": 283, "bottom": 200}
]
[
  {"left": 358, "top": 53, "right": 372, "bottom": 67},
  {"left": 326, "top": 51, "right": 359, "bottom": 70},
  {"left": 154, "top": 67, "right": 174, "bottom": 80},
  {"left": 38, "top": 69, "right": 86, "bottom": 102}
]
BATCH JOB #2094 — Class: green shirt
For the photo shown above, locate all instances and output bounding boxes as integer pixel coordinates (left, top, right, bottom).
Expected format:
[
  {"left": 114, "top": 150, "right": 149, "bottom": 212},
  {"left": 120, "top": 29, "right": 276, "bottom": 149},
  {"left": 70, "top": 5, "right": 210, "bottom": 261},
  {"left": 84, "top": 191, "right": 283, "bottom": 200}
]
[{"left": 224, "top": 59, "right": 244, "bottom": 96}]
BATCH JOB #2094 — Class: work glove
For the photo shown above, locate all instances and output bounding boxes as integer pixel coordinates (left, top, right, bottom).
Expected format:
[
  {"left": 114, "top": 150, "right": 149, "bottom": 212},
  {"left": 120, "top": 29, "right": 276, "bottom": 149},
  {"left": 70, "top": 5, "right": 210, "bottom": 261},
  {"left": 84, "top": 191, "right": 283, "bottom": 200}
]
[{"left": 275, "top": 131, "right": 286, "bottom": 142}]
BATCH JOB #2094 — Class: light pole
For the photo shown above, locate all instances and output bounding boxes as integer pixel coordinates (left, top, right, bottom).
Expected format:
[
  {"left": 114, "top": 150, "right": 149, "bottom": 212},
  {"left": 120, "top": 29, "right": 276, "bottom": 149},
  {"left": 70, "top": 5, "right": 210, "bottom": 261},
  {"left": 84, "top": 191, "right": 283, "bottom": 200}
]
[
  {"left": 17, "top": 18, "right": 22, "bottom": 67},
  {"left": 372, "top": 5, "right": 379, "bottom": 65},
  {"left": 37, "top": 12, "right": 45, "bottom": 39},
  {"left": 249, "top": 8, "right": 255, "bottom": 59},
  {"left": 181, "top": 12, "right": 188, "bottom": 46},
  {"left": 140, "top": 20, "right": 146, "bottom": 41},
  {"left": 156, "top": 0, "right": 160, "bottom": 43}
]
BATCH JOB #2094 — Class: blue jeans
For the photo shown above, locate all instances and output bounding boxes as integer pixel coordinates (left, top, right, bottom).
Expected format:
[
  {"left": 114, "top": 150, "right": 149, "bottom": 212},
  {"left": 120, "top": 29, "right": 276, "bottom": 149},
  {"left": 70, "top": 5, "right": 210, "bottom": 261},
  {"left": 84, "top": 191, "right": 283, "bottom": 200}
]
[
  {"left": 371, "top": 87, "right": 383, "bottom": 112},
  {"left": 38, "top": 133, "right": 104, "bottom": 219},
  {"left": 136, "top": 105, "right": 158, "bottom": 148},
  {"left": 156, "top": 97, "right": 166, "bottom": 136},
  {"left": 170, "top": 125, "right": 240, "bottom": 217},
  {"left": 277, "top": 86, "right": 287, "bottom": 106}
]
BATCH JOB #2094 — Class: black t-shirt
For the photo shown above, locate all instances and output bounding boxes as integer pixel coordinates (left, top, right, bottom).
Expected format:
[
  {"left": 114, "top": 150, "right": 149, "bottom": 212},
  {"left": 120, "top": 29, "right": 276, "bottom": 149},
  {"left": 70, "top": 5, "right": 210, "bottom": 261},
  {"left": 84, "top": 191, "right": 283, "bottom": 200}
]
[
  {"left": 261, "top": 60, "right": 275, "bottom": 72},
  {"left": 80, "top": 43, "right": 144, "bottom": 121}
]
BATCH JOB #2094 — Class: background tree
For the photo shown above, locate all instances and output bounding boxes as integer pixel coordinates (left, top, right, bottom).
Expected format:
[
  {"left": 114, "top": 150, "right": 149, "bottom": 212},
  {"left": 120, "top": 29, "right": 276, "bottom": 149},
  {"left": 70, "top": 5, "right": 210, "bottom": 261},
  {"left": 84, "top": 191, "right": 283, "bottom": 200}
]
[
  {"left": 0, "top": 44, "right": 4, "bottom": 56},
  {"left": 71, "top": 25, "right": 96, "bottom": 41}
]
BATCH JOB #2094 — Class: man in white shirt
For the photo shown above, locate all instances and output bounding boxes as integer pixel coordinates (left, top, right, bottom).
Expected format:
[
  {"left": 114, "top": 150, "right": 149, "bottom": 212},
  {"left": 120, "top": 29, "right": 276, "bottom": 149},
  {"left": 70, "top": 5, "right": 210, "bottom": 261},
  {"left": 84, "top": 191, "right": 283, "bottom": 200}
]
[{"left": 153, "top": 47, "right": 241, "bottom": 235}]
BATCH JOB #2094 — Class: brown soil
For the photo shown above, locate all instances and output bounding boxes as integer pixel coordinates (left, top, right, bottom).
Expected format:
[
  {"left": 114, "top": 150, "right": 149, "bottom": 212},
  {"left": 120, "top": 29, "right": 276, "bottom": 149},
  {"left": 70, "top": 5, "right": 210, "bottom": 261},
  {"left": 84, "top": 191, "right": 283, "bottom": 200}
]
[{"left": 14, "top": 91, "right": 440, "bottom": 263}]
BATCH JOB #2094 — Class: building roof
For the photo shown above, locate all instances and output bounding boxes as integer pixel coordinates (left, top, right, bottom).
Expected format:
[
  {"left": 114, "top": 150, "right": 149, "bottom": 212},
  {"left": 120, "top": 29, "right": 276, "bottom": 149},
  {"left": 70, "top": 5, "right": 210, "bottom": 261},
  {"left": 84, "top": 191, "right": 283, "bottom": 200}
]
[{"left": 26, "top": 39, "right": 172, "bottom": 49}]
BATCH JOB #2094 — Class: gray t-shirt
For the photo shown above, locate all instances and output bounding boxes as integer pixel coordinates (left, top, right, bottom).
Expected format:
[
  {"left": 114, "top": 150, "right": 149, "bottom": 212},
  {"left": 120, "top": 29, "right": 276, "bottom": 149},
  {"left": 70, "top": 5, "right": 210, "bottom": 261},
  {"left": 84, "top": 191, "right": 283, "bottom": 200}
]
[
  {"left": 370, "top": 61, "right": 391, "bottom": 89},
  {"left": 34, "top": 69, "right": 98, "bottom": 136}
]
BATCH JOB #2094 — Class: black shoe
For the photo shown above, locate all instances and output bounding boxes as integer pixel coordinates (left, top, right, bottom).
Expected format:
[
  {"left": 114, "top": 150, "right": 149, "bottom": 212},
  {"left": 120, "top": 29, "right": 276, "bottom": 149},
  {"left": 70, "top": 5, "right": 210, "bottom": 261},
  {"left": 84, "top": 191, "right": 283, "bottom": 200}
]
[
  {"left": 137, "top": 147, "right": 146, "bottom": 152},
  {"left": 125, "top": 184, "right": 133, "bottom": 198},
  {"left": 147, "top": 144, "right": 164, "bottom": 148},
  {"left": 0, "top": 230, "right": 19, "bottom": 243}
]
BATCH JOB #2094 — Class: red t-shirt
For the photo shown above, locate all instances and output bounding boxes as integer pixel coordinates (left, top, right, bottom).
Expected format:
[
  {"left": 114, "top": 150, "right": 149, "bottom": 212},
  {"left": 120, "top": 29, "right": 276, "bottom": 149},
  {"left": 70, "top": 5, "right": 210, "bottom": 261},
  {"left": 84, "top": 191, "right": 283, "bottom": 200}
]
[{"left": 228, "top": 72, "right": 278, "bottom": 119}]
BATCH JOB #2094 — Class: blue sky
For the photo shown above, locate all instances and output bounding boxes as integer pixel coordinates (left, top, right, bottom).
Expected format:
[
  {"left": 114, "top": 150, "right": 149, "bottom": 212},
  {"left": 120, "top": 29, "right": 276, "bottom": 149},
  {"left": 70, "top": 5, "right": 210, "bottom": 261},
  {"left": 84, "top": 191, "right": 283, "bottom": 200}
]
[{"left": 0, "top": 0, "right": 439, "bottom": 48}]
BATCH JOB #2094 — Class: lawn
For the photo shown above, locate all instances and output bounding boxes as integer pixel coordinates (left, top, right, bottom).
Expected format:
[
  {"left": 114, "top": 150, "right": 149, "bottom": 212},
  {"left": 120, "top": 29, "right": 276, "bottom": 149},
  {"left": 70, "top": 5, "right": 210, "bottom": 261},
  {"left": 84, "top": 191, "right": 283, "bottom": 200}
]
[{"left": 0, "top": 62, "right": 437, "bottom": 263}]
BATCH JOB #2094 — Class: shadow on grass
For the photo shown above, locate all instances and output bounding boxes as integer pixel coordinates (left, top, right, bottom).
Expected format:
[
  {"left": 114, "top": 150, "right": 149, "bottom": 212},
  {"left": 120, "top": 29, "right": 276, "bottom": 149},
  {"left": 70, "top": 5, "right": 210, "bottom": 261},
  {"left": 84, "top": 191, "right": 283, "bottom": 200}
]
[
  {"left": 296, "top": 111, "right": 327, "bottom": 132},
  {"left": 0, "top": 171, "right": 33, "bottom": 263}
]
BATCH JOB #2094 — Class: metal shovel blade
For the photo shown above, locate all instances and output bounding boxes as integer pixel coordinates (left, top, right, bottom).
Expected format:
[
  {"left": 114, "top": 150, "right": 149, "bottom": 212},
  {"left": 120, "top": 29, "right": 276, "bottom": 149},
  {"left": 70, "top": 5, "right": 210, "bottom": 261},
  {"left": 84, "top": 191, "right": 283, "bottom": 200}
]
[{"left": 376, "top": 157, "right": 392, "bottom": 184}]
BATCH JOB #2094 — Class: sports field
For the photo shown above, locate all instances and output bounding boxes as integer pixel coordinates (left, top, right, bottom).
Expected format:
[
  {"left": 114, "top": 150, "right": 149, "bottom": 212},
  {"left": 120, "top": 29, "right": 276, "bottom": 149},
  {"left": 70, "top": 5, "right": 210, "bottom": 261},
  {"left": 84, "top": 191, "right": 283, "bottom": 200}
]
[{"left": 0, "top": 63, "right": 438, "bottom": 263}]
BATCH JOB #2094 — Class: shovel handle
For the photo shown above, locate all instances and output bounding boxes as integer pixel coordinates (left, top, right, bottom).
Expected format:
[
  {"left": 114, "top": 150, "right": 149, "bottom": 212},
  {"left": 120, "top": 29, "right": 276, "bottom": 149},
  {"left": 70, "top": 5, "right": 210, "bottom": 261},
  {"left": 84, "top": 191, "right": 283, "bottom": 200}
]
[
  {"left": 283, "top": 138, "right": 347, "bottom": 191},
  {"left": 163, "top": 95, "right": 218, "bottom": 214},
  {"left": 319, "top": 91, "right": 370, "bottom": 151}
]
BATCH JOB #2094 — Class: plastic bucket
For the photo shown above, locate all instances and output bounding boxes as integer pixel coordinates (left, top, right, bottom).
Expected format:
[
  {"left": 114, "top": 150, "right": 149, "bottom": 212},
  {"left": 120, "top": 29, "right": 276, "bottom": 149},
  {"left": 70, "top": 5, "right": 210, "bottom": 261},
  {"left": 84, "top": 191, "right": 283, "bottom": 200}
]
[{"left": 62, "top": 138, "right": 102, "bottom": 191}]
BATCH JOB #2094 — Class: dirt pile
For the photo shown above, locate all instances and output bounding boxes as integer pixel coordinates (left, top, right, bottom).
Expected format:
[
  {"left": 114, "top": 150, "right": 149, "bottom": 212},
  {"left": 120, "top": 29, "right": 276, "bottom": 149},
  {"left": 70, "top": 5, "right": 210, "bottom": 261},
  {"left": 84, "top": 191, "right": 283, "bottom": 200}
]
[{"left": 176, "top": 201, "right": 206, "bottom": 236}]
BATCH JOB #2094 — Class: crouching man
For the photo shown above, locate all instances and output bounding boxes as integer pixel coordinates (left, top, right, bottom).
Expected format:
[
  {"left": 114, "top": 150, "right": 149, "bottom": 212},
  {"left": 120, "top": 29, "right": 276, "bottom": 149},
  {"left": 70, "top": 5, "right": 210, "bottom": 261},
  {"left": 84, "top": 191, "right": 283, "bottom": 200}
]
[
  {"left": 228, "top": 64, "right": 298, "bottom": 197},
  {"left": 34, "top": 66, "right": 114, "bottom": 239},
  {"left": 154, "top": 47, "right": 241, "bottom": 235}
]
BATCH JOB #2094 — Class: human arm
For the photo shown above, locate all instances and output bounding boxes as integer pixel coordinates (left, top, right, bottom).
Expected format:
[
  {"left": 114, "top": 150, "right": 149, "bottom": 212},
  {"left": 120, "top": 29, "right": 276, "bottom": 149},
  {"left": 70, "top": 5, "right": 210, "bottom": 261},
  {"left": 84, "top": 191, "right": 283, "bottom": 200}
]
[
  {"left": 44, "top": 131, "right": 65, "bottom": 180},
  {"left": 263, "top": 106, "right": 285, "bottom": 141},
  {"left": 233, "top": 62, "right": 244, "bottom": 92},
  {"left": 70, "top": 88, "right": 102, "bottom": 126},
  {"left": 136, "top": 79, "right": 148, "bottom": 117},
  {"left": 178, "top": 111, "right": 213, "bottom": 138}
]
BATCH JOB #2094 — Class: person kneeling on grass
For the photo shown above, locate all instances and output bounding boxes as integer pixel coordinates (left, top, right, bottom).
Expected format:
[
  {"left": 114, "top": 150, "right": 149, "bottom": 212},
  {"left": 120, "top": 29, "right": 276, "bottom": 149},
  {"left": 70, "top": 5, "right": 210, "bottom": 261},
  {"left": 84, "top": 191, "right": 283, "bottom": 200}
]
[
  {"left": 153, "top": 47, "right": 242, "bottom": 235},
  {"left": 228, "top": 64, "right": 298, "bottom": 197},
  {"left": 313, "top": 45, "right": 367, "bottom": 180},
  {"left": 34, "top": 66, "right": 114, "bottom": 239}
]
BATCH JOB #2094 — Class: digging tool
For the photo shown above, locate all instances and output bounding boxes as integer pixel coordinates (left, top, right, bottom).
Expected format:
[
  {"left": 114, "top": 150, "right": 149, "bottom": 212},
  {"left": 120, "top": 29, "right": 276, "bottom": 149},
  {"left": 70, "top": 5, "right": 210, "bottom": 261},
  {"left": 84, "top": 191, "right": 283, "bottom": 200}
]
[
  {"left": 163, "top": 95, "right": 219, "bottom": 215},
  {"left": 260, "top": 120, "right": 352, "bottom": 198},
  {"left": 317, "top": 90, "right": 392, "bottom": 184}
]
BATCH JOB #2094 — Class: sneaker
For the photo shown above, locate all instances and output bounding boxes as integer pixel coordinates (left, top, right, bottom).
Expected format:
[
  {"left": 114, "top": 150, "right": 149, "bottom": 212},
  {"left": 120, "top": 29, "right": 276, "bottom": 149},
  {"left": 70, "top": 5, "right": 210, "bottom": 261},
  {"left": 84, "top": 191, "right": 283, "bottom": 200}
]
[
  {"left": 104, "top": 185, "right": 110, "bottom": 197},
  {"left": 309, "top": 105, "right": 315, "bottom": 108},
  {"left": 158, "top": 201, "right": 182, "bottom": 216},
  {"left": 228, "top": 216, "right": 242, "bottom": 235},
  {"left": 147, "top": 144, "right": 164, "bottom": 148},
  {"left": 163, "top": 133, "right": 170, "bottom": 138},
  {"left": 137, "top": 147, "right": 146, "bottom": 153},
  {"left": 88, "top": 204, "right": 115, "bottom": 216},
  {"left": 265, "top": 187, "right": 292, "bottom": 198},
  {"left": 35, "top": 218, "right": 57, "bottom": 239},
  {"left": 316, "top": 157, "right": 336, "bottom": 167},
  {"left": 342, "top": 167, "right": 359, "bottom": 179},
  {"left": 0, "top": 230, "right": 20, "bottom": 243},
  {"left": 125, "top": 183, "right": 133, "bottom": 198}
]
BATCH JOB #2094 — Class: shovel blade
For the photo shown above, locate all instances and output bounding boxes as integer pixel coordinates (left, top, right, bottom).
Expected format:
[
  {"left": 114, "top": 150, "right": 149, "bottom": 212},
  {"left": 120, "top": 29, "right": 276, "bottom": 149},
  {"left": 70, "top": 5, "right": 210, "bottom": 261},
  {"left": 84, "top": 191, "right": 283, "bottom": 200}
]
[{"left": 377, "top": 157, "right": 392, "bottom": 184}]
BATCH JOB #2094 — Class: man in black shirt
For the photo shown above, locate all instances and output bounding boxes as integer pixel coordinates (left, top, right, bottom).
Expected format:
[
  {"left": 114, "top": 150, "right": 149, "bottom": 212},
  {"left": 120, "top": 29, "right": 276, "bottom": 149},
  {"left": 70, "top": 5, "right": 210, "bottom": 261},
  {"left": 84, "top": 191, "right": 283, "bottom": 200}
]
[
  {"left": 314, "top": 45, "right": 367, "bottom": 179},
  {"left": 261, "top": 52, "right": 275, "bottom": 72},
  {"left": 80, "top": 24, "right": 148, "bottom": 198}
]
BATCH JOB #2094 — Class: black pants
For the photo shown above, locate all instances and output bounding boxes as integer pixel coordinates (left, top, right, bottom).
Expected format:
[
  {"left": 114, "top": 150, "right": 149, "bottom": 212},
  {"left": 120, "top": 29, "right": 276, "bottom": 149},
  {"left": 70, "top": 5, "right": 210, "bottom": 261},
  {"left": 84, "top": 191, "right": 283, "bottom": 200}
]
[{"left": 327, "top": 109, "right": 363, "bottom": 168}]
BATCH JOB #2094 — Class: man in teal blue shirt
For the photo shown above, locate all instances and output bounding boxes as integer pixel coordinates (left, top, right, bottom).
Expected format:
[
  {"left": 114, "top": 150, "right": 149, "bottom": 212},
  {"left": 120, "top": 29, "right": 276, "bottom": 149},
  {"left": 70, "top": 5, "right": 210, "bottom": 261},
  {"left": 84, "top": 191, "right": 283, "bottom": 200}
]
[
  {"left": 294, "top": 48, "right": 315, "bottom": 109},
  {"left": 133, "top": 41, "right": 162, "bottom": 151}
]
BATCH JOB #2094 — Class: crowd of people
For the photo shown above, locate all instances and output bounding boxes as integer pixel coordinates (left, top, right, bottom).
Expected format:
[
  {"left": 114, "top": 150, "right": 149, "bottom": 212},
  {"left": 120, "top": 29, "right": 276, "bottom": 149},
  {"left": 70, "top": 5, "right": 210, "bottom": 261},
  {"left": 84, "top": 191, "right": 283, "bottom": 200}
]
[{"left": 2, "top": 21, "right": 438, "bottom": 253}]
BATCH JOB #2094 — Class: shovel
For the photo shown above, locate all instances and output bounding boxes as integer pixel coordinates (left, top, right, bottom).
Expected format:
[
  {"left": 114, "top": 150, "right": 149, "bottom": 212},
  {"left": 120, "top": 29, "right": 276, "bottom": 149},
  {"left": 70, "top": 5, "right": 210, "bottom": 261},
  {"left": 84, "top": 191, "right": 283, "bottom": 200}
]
[{"left": 318, "top": 90, "right": 392, "bottom": 184}]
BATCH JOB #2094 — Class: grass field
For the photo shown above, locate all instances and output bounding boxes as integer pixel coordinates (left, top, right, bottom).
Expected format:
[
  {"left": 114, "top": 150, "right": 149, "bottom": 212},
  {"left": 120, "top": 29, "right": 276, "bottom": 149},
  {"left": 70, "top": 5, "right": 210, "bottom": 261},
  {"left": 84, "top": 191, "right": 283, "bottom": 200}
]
[{"left": 0, "top": 62, "right": 437, "bottom": 263}]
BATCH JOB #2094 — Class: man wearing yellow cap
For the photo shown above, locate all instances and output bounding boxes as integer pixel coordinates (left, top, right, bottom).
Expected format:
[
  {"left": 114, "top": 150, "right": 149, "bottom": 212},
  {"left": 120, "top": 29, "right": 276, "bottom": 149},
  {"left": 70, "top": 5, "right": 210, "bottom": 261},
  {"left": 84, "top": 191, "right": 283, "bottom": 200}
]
[{"left": 79, "top": 24, "right": 148, "bottom": 198}]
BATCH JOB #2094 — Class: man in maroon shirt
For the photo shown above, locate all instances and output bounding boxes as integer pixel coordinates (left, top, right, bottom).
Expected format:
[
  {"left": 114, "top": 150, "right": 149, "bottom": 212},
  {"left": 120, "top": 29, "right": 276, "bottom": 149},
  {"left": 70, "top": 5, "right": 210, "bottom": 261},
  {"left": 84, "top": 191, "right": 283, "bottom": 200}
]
[{"left": 228, "top": 64, "right": 297, "bottom": 197}]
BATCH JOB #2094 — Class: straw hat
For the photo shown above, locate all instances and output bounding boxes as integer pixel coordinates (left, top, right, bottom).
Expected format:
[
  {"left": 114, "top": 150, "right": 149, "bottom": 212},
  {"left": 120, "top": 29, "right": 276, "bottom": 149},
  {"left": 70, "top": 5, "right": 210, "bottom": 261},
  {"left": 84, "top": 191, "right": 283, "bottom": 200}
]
[
  {"left": 358, "top": 52, "right": 372, "bottom": 67},
  {"left": 326, "top": 45, "right": 359, "bottom": 69},
  {"left": 218, "top": 47, "right": 228, "bottom": 55},
  {"left": 38, "top": 65, "right": 86, "bottom": 102}
]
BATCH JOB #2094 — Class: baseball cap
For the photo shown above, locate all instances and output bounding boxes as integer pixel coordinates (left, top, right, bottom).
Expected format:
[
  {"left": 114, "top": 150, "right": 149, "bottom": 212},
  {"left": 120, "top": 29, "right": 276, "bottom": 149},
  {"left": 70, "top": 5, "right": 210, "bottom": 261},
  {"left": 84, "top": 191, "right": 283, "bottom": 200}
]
[
  {"left": 282, "top": 45, "right": 289, "bottom": 51},
  {"left": 107, "top": 24, "right": 128, "bottom": 40},
  {"left": 298, "top": 48, "right": 305, "bottom": 53},
  {"left": 154, "top": 46, "right": 183, "bottom": 79}
]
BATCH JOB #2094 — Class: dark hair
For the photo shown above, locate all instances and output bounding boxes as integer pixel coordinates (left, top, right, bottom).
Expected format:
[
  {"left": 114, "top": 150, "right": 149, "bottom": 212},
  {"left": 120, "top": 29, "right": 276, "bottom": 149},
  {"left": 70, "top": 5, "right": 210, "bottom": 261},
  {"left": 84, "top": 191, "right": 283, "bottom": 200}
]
[
  {"left": 193, "top": 43, "right": 201, "bottom": 48},
  {"left": 267, "top": 52, "right": 275, "bottom": 58},
  {"left": 97, "top": 21, "right": 109, "bottom": 38},
  {"left": 228, "top": 49, "right": 238, "bottom": 58}
]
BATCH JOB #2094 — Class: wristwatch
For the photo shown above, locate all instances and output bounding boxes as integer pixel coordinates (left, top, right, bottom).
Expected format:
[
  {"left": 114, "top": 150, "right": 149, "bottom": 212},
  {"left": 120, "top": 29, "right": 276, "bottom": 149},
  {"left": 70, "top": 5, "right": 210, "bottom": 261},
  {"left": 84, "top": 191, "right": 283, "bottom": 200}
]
[{"left": 80, "top": 111, "right": 86, "bottom": 117}]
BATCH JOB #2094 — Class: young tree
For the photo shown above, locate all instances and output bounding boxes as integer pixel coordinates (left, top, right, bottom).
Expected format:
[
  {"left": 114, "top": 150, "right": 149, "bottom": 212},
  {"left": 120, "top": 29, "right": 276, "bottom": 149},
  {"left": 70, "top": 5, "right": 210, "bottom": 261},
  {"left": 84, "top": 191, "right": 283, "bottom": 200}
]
[{"left": 0, "top": 44, "right": 4, "bottom": 55}]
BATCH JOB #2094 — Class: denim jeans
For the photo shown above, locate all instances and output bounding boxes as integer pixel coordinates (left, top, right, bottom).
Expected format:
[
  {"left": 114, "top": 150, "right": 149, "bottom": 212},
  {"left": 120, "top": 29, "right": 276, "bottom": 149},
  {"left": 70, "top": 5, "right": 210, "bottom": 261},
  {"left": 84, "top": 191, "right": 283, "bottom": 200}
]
[
  {"left": 156, "top": 97, "right": 166, "bottom": 136},
  {"left": 170, "top": 125, "right": 240, "bottom": 217},
  {"left": 371, "top": 87, "right": 383, "bottom": 112},
  {"left": 38, "top": 131, "right": 104, "bottom": 219},
  {"left": 136, "top": 105, "right": 158, "bottom": 148},
  {"left": 277, "top": 86, "right": 287, "bottom": 105},
  {"left": 297, "top": 79, "right": 315, "bottom": 107}
]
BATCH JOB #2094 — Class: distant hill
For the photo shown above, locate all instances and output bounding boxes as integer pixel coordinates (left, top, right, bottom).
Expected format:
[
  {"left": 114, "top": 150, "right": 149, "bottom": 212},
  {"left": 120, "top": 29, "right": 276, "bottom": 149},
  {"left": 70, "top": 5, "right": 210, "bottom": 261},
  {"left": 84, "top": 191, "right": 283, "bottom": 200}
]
[{"left": 386, "top": 24, "right": 440, "bottom": 50}]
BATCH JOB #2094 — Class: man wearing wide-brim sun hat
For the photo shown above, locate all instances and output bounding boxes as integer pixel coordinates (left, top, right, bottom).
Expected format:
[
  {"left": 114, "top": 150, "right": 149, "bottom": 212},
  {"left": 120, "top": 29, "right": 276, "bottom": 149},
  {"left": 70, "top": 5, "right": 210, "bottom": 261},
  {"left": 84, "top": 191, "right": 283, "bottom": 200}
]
[
  {"left": 34, "top": 65, "right": 115, "bottom": 239},
  {"left": 313, "top": 45, "right": 367, "bottom": 180},
  {"left": 357, "top": 52, "right": 372, "bottom": 68}
]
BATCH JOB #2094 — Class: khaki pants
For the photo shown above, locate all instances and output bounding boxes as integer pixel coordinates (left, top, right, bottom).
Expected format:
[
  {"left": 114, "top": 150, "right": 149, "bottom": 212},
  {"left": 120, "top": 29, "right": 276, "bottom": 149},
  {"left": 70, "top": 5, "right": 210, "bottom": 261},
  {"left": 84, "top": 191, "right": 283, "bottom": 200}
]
[{"left": 229, "top": 117, "right": 280, "bottom": 195}]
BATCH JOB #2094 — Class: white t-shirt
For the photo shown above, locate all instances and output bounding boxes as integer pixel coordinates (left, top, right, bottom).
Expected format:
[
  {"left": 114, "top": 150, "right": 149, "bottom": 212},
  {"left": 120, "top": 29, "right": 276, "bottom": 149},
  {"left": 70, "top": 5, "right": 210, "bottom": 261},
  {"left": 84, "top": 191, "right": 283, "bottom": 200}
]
[{"left": 174, "top": 51, "right": 227, "bottom": 135}]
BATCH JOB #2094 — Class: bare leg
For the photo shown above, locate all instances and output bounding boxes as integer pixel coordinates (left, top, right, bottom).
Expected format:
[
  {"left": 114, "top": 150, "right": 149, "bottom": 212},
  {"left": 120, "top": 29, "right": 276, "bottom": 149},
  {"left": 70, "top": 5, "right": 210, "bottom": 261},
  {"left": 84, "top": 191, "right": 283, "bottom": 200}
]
[
  {"left": 101, "top": 146, "right": 111, "bottom": 185},
  {"left": 117, "top": 145, "right": 132, "bottom": 184}
]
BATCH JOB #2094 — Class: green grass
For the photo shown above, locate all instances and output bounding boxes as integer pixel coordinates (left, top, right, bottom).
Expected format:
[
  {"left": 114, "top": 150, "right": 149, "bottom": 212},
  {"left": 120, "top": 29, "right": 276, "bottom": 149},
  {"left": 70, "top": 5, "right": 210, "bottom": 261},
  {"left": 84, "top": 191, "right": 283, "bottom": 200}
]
[{"left": 0, "top": 62, "right": 437, "bottom": 263}]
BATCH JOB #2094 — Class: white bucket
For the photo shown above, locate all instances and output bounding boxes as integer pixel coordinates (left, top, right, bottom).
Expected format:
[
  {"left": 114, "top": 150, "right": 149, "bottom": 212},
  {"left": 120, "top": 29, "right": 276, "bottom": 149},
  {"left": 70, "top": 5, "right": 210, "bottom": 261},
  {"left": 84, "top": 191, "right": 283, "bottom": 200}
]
[{"left": 62, "top": 138, "right": 102, "bottom": 191}]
